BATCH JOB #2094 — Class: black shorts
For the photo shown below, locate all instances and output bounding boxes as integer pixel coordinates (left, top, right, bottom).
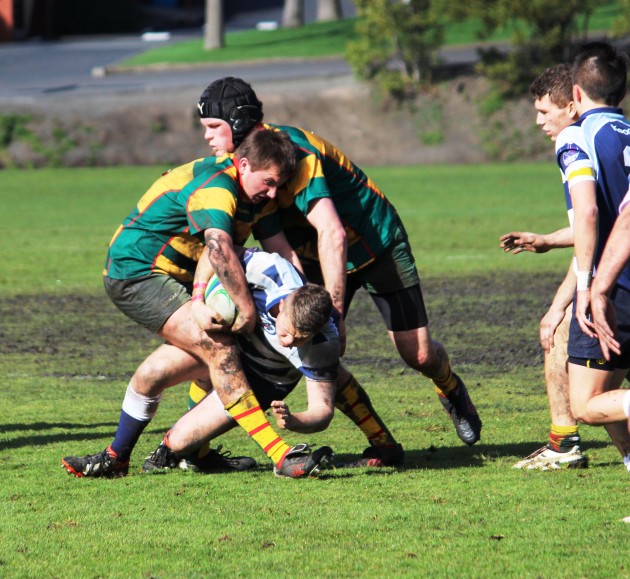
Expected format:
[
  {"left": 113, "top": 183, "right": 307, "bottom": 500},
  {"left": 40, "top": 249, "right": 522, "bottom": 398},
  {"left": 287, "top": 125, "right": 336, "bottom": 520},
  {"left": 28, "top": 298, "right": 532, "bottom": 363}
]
[
  {"left": 302, "top": 233, "right": 428, "bottom": 332},
  {"left": 568, "top": 285, "right": 630, "bottom": 370},
  {"left": 243, "top": 366, "right": 299, "bottom": 410}
]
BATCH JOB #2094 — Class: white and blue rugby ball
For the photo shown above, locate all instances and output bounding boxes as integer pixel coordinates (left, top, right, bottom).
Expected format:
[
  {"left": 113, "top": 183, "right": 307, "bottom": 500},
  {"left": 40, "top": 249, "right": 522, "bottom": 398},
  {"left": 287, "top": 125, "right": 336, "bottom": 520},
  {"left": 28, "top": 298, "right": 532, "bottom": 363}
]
[{"left": 204, "top": 274, "right": 237, "bottom": 326}]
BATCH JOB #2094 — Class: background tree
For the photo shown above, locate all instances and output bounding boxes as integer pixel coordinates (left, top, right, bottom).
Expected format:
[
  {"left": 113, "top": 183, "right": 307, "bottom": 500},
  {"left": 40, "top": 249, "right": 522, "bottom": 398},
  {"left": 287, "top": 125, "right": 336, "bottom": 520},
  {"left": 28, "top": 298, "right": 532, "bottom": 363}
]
[
  {"left": 611, "top": 0, "right": 630, "bottom": 38},
  {"left": 446, "top": 0, "right": 597, "bottom": 96},
  {"left": 317, "top": 0, "right": 343, "bottom": 21},
  {"left": 203, "top": 0, "right": 224, "bottom": 50},
  {"left": 346, "top": 0, "right": 443, "bottom": 101},
  {"left": 282, "top": 0, "right": 305, "bottom": 28}
]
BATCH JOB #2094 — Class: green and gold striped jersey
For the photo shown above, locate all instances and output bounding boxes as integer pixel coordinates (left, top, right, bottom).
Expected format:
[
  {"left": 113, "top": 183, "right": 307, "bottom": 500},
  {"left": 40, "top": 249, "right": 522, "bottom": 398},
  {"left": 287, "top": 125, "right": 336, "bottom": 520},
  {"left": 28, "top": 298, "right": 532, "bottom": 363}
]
[
  {"left": 104, "top": 155, "right": 275, "bottom": 282},
  {"left": 259, "top": 123, "right": 401, "bottom": 273}
]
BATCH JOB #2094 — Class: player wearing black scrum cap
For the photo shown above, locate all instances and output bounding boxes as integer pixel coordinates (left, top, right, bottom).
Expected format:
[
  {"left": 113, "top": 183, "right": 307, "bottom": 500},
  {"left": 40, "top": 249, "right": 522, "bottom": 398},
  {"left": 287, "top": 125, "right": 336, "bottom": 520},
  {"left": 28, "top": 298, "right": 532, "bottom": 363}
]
[
  {"left": 197, "top": 76, "right": 264, "bottom": 148},
  {"left": 191, "top": 76, "right": 483, "bottom": 464}
]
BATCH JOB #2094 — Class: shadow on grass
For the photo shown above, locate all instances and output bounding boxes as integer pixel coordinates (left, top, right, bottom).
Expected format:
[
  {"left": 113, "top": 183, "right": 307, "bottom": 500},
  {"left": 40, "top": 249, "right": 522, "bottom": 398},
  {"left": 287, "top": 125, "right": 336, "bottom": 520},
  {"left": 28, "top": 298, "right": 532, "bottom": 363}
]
[
  {"left": 331, "top": 440, "right": 613, "bottom": 472},
  {"left": 0, "top": 422, "right": 120, "bottom": 451},
  {"left": 0, "top": 422, "right": 118, "bottom": 432},
  {"left": 0, "top": 424, "right": 195, "bottom": 451}
]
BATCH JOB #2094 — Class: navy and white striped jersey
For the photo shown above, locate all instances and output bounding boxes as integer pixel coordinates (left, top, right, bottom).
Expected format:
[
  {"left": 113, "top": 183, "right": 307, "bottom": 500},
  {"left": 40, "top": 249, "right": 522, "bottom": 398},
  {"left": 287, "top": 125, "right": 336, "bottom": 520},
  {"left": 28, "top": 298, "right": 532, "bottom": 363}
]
[
  {"left": 235, "top": 248, "right": 340, "bottom": 389},
  {"left": 556, "top": 107, "right": 630, "bottom": 291}
]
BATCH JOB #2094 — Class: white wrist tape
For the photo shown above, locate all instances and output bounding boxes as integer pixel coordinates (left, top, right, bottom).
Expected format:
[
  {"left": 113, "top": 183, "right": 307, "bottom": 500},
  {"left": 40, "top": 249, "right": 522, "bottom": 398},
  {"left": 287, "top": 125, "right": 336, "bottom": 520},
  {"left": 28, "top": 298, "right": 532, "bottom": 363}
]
[{"left": 576, "top": 270, "right": 593, "bottom": 291}]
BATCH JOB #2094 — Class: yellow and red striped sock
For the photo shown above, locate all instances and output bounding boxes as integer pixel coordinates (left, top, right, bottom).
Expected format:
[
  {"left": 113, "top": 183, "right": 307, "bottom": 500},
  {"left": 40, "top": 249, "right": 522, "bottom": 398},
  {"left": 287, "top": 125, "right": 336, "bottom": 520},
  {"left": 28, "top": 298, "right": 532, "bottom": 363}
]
[
  {"left": 335, "top": 376, "right": 397, "bottom": 446},
  {"left": 226, "top": 391, "right": 291, "bottom": 466},
  {"left": 549, "top": 424, "right": 580, "bottom": 452}
]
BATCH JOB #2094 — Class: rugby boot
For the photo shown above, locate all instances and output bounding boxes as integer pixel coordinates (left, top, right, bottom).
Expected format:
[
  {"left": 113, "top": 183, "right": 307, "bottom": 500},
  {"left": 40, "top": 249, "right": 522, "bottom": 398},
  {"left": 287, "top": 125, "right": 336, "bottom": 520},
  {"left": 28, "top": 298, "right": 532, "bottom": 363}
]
[{"left": 438, "top": 375, "right": 482, "bottom": 446}]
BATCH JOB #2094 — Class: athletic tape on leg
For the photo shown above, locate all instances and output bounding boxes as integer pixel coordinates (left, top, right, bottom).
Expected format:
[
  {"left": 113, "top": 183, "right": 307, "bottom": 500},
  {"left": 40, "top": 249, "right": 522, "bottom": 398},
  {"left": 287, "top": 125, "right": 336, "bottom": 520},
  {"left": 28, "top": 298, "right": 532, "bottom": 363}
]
[{"left": 122, "top": 385, "right": 162, "bottom": 421}]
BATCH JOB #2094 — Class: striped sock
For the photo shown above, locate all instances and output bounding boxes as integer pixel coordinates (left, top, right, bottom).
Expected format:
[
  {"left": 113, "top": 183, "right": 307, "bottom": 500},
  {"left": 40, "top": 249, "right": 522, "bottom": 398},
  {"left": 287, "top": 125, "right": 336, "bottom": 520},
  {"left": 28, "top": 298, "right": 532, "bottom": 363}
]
[
  {"left": 433, "top": 363, "right": 458, "bottom": 397},
  {"left": 549, "top": 424, "right": 580, "bottom": 452},
  {"left": 187, "top": 381, "right": 211, "bottom": 458},
  {"left": 335, "top": 376, "right": 397, "bottom": 446},
  {"left": 226, "top": 391, "right": 291, "bottom": 466},
  {"left": 188, "top": 380, "right": 208, "bottom": 410}
]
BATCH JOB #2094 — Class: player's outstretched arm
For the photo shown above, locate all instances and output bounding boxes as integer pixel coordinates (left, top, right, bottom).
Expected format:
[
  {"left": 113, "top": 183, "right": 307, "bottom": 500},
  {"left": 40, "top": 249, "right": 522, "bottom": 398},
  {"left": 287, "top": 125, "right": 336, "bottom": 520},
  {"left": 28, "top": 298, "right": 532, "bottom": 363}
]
[
  {"left": 306, "top": 197, "right": 348, "bottom": 354},
  {"left": 270, "top": 379, "right": 335, "bottom": 434},
  {"left": 499, "top": 227, "right": 572, "bottom": 254}
]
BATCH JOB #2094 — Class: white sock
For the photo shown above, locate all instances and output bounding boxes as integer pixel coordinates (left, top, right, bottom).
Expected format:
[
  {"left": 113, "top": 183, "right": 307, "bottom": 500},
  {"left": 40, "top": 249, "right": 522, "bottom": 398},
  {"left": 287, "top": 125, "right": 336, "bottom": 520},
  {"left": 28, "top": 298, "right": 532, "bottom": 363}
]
[{"left": 121, "top": 385, "right": 162, "bottom": 421}]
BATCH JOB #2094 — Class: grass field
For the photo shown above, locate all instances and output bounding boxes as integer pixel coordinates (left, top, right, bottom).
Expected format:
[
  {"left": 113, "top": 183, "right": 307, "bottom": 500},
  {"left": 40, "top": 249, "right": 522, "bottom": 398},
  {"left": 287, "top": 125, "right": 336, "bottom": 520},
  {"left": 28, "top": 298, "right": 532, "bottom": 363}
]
[{"left": 1, "top": 164, "right": 629, "bottom": 577}]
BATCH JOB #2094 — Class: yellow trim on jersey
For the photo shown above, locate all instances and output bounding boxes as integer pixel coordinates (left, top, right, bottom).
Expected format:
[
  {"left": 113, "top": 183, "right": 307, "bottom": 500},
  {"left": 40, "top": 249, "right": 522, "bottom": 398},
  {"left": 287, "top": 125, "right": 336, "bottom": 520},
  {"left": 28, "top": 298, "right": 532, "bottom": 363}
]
[
  {"left": 567, "top": 167, "right": 595, "bottom": 180},
  {"left": 302, "top": 130, "right": 385, "bottom": 199},
  {"left": 169, "top": 233, "right": 204, "bottom": 261},
  {"left": 188, "top": 186, "right": 238, "bottom": 215},
  {"left": 281, "top": 155, "right": 324, "bottom": 208},
  {"left": 108, "top": 224, "right": 124, "bottom": 248},
  {"left": 153, "top": 255, "right": 191, "bottom": 281},
  {"left": 137, "top": 160, "right": 199, "bottom": 213}
]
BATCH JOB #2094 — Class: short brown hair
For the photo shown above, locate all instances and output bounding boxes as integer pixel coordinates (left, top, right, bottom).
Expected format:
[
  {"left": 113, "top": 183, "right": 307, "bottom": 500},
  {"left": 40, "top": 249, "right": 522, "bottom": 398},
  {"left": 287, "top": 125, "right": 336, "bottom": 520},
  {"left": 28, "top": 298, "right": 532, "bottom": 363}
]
[
  {"left": 287, "top": 284, "right": 333, "bottom": 335},
  {"left": 530, "top": 64, "right": 573, "bottom": 107},
  {"left": 572, "top": 41, "right": 628, "bottom": 106},
  {"left": 234, "top": 129, "right": 297, "bottom": 181}
]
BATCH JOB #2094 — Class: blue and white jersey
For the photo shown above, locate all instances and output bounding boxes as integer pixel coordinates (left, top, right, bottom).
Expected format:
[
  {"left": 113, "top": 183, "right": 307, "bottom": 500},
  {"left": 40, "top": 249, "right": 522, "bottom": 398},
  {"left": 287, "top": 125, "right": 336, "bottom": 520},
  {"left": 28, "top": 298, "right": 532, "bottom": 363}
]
[
  {"left": 555, "top": 107, "right": 630, "bottom": 291},
  {"left": 235, "top": 248, "right": 340, "bottom": 388}
]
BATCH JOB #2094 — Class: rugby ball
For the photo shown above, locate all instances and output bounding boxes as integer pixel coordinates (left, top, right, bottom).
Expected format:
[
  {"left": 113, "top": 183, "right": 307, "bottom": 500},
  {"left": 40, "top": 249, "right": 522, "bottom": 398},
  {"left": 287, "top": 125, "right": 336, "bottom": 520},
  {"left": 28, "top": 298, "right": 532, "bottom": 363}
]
[{"left": 204, "top": 274, "right": 237, "bottom": 326}]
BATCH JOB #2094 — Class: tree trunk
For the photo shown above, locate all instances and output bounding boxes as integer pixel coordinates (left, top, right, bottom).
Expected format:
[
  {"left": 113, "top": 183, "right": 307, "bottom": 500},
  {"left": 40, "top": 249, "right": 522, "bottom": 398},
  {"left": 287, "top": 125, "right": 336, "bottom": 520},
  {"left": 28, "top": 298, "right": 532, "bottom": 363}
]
[
  {"left": 317, "top": 0, "right": 343, "bottom": 21},
  {"left": 203, "top": 0, "right": 224, "bottom": 50},
  {"left": 282, "top": 0, "right": 304, "bottom": 28}
]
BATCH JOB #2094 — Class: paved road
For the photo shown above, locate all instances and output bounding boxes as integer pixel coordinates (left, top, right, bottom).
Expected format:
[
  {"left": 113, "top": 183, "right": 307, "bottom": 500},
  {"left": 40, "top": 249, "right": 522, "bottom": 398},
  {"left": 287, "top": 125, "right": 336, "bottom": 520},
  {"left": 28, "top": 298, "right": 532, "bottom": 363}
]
[
  {"left": 0, "top": 0, "right": 479, "bottom": 105},
  {"left": 0, "top": 34, "right": 355, "bottom": 102},
  {"left": 0, "top": 32, "right": 481, "bottom": 103}
]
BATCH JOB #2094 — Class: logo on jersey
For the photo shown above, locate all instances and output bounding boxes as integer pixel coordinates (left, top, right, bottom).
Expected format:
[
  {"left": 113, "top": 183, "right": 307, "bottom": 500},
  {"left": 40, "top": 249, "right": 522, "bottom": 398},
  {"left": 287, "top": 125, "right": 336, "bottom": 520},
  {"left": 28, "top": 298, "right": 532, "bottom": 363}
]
[
  {"left": 260, "top": 312, "right": 277, "bottom": 335},
  {"left": 562, "top": 149, "right": 580, "bottom": 165},
  {"left": 611, "top": 123, "right": 630, "bottom": 136}
]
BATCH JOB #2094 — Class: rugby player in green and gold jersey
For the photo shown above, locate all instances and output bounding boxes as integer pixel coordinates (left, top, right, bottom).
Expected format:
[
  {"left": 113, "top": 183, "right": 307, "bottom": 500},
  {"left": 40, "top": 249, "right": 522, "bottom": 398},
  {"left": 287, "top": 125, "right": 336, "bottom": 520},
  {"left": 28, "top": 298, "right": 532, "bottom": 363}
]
[
  {"left": 191, "top": 77, "right": 482, "bottom": 461},
  {"left": 62, "top": 129, "right": 336, "bottom": 479}
]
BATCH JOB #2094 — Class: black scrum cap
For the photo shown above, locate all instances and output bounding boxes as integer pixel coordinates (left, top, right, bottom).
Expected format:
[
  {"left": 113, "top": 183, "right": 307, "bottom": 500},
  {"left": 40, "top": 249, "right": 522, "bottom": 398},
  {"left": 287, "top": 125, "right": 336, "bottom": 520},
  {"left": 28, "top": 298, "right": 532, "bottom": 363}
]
[{"left": 197, "top": 77, "right": 264, "bottom": 147}]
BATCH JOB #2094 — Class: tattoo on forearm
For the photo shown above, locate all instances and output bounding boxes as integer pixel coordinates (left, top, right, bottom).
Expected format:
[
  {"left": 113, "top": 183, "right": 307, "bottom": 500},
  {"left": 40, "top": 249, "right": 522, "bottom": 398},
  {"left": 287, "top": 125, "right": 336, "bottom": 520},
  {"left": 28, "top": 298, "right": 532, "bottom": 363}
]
[{"left": 206, "top": 234, "right": 232, "bottom": 281}]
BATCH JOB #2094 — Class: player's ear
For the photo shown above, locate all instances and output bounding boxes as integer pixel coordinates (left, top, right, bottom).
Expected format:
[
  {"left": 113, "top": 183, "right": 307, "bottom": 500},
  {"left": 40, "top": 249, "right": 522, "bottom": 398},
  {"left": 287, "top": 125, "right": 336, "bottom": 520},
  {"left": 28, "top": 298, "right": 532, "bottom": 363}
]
[
  {"left": 278, "top": 298, "right": 285, "bottom": 313},
  {"left": 237, "top": 156, "right": 250, "bottom": 175}
]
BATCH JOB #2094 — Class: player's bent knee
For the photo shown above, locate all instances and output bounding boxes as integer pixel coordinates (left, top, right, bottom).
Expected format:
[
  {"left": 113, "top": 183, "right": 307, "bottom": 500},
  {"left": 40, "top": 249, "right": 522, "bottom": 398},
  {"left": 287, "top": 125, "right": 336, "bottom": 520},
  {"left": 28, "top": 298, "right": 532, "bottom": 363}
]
[
  {"left": 398, "top": 347, "right": 434, "bottom": 373},
  {"left": 132, "top": 359, "right": 175, "bottom": 392}
]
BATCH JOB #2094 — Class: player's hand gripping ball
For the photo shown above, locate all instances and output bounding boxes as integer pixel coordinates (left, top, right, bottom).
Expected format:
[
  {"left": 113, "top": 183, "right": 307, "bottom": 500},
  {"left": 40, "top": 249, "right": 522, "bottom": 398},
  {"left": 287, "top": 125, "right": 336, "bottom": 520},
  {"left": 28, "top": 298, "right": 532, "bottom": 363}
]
[{"left": 204, "top": 274, "right": 237, "bottom": 326}]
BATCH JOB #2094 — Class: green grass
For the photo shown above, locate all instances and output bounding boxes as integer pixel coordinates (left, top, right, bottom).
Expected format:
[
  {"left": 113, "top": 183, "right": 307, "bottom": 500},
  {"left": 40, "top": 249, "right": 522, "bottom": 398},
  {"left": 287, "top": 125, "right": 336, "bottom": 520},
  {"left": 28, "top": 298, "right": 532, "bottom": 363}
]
[
  {"left": 120, "top": 2, "right": 622, "bottom": 68},
  {"left": 0, "top": 162, "right": 570, "bottom": 295},
  {"left": 122, "top": 19, "right": 358, "bottom": 67},
  {"left": 1, "top": 164, "right": 629, "bottom": 577}
]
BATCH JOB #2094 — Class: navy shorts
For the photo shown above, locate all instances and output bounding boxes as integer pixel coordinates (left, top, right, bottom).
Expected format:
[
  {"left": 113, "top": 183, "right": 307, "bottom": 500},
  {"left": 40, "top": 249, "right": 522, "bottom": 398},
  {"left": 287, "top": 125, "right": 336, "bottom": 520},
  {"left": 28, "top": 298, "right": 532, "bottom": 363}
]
[{"left": 568, "top": 285, "right": 630, "bottom": 370}]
